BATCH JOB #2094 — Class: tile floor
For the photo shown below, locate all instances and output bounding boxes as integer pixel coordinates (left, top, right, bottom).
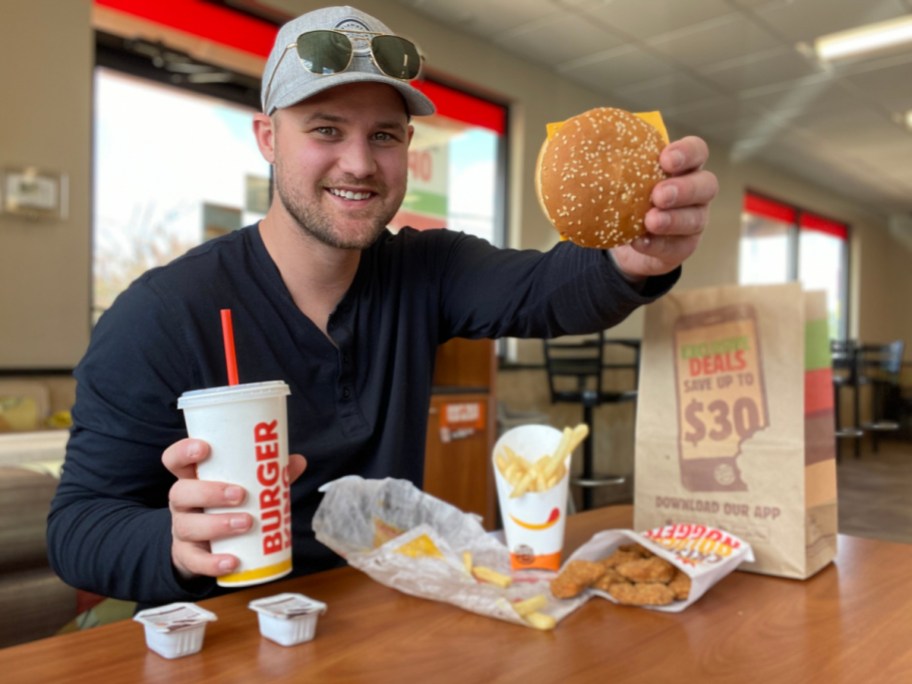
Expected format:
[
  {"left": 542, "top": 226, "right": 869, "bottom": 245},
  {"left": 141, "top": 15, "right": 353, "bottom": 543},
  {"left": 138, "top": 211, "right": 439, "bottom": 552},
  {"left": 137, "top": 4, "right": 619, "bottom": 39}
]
[{"left": 837, "top": 438, "right": 912, "bottom": 544}]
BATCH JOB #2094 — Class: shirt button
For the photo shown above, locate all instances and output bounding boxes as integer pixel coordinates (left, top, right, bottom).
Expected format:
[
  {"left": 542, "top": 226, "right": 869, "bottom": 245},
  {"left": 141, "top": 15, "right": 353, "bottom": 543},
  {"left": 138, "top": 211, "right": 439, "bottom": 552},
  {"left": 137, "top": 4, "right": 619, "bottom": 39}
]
[{"left": 342, "top": 387, "right": 351, "bottom": 400}]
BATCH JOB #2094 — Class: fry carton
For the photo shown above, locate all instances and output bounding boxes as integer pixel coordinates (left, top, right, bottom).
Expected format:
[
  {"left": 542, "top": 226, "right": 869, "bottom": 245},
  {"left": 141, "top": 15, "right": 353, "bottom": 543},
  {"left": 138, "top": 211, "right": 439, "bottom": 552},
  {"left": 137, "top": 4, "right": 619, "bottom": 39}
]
[{"left": 492, "top": 424, "right": 575, "bottom": 571}]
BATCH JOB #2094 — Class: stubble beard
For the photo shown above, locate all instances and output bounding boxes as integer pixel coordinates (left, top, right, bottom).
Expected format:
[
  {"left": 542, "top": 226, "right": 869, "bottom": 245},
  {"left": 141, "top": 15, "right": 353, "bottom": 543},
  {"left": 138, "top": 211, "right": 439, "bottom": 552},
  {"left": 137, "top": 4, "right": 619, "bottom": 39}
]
[{"left": 274, "top": 170, "right": 402, "bottom": 250}]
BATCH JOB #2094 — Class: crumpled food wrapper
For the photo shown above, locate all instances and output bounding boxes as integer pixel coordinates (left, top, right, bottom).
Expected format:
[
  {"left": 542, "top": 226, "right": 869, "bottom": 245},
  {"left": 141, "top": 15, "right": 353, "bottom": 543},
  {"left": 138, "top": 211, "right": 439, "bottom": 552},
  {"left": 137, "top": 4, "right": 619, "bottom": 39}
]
[
  {"left": 312, "top": 476, "right": 586, "bottom": 628},
  {"left": 563, "top": 523, "right": 754, "bottom": 613}
]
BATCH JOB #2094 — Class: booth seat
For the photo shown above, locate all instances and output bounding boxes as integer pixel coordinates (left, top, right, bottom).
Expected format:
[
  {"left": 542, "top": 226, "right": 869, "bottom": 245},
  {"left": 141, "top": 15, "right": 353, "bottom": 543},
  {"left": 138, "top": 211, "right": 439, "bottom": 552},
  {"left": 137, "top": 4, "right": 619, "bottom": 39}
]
[{"left": 0, "top": 465, "right": 77, "bottom": 648}]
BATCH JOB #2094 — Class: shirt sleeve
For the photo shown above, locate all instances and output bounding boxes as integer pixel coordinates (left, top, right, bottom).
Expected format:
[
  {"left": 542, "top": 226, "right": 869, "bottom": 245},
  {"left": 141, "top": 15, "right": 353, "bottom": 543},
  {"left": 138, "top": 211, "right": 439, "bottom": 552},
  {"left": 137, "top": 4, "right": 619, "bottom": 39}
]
[
  {"left": 47, "top": 279, "right": 217, "bottom": 604},
  {"left": 428, "top": 231, "right": 680, "bottom": 340}
]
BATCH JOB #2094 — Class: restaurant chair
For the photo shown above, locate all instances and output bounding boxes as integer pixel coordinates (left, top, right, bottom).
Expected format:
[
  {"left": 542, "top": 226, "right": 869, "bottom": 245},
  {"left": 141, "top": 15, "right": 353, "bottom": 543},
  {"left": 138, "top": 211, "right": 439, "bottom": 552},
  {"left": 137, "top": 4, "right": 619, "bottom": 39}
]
[
  {"left": 542, "top": 333, "right": 639, "bottom": 510},
  {"left": 831, "top": 339, "right": 864, "bottom": 461},
  {"left": 856, "top": 340, "right": 905, "bottom": 453}
]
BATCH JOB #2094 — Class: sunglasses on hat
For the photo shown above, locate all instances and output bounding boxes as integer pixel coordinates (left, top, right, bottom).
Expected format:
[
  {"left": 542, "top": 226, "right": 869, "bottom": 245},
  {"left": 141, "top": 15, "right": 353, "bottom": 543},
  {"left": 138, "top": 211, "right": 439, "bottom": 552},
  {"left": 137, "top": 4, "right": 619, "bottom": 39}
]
[{"left": 264, "top": 29, "right": 423, "bottom": 108}]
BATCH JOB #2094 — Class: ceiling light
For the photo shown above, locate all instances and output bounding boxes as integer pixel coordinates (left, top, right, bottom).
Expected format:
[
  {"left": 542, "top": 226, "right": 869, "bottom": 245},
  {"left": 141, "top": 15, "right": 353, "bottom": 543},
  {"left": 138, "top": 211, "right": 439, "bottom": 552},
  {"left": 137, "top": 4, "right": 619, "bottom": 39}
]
[{"left": 814, "top": 15, "right": 912, "bottom": 62}]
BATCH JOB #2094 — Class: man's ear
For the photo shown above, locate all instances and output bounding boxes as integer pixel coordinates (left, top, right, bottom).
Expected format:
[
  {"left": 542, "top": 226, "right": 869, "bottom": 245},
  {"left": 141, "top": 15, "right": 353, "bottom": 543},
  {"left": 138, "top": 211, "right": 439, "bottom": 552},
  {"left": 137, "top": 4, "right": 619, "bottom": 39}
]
[{"left": 253, "top": 113, "right": 276, "bottom": 163}]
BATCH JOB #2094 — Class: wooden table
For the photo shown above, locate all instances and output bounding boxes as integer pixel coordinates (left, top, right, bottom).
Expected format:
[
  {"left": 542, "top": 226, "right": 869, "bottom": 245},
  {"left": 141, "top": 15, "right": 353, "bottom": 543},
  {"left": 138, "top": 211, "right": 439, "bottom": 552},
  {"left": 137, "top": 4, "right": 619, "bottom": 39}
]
[{"left": 3, "top": 506, "right": 910, "bottom": 683}]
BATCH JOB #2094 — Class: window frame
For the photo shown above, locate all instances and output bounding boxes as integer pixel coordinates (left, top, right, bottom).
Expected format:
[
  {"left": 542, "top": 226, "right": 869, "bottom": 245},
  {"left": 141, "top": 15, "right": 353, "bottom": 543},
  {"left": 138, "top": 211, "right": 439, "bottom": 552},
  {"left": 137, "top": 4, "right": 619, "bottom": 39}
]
[{"left": 740, "top": 190, "right": 851, "bottom": 340}]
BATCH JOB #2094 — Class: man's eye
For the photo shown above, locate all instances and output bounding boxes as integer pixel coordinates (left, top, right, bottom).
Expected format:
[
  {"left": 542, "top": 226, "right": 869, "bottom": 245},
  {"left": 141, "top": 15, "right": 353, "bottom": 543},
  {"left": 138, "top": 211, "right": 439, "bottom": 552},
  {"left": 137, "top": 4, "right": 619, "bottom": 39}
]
[{"left": 314, "top": 126, "right": 338, "bottom": 136}]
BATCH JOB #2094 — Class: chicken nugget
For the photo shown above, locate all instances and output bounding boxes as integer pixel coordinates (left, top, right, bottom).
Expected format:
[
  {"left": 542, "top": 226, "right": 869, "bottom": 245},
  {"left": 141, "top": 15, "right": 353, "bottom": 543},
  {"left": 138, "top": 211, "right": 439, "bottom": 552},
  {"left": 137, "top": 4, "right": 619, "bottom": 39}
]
[
  {"left": 618, "top": 543, "right": 653, "bottom": 558},
  {"left": 616, "top": 556, "right": 676, "bottom": 584},
  {"left": 593, "top": 566, "right": 627, "bottom": 592},
  {"left": 599, "top": 549, "right": 644, "bottom": 569},
  {"left": 668, "top": 569, "right": 692, "bottom": 601},
  {"left": 550, "top": 560, "right": 606, "bottom": 599},
  {"left": 608, "top": 581, "right": 676, "bottom": 606}
]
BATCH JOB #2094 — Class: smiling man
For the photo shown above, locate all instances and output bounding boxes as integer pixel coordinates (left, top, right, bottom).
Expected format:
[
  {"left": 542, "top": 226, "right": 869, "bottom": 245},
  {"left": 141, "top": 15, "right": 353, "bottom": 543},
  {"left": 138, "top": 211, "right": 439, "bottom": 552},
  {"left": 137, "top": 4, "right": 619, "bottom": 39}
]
[{"left": 48, "top": 5, "right": 718, "bottom": 607}]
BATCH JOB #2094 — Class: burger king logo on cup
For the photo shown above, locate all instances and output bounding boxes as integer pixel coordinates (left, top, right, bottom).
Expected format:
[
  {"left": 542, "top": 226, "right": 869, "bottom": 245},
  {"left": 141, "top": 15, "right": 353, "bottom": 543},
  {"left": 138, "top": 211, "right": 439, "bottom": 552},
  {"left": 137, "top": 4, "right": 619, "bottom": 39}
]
[{"left": 178, "top": 381, "right": 293, "bottom": 587}]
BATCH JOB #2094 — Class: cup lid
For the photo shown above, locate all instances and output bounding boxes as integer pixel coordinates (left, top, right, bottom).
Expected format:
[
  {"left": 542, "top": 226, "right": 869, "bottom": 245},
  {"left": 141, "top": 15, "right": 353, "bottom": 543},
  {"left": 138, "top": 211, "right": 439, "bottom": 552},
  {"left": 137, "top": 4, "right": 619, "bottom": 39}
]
[{"left": 178, "top": 380, "right": 290, "bottom": 409}]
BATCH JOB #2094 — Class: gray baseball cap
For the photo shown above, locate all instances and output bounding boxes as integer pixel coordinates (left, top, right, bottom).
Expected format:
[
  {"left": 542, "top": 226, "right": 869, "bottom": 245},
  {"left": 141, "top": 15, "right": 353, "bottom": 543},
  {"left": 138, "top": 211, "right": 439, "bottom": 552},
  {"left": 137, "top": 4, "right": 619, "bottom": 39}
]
[{"left": 261, "top": 6, "right": 435, "bottom": 116}]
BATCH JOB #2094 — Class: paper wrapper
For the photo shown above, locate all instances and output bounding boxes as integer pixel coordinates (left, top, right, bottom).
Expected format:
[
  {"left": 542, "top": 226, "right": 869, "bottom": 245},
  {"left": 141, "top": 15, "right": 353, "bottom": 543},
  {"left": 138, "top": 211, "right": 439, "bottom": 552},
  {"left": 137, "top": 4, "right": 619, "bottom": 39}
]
[
  {"left": 313, "top": 476, "right": 587, "bottom": 628},
  {"left": 563, "top": 522, "right": 755, "bottom": 612}
]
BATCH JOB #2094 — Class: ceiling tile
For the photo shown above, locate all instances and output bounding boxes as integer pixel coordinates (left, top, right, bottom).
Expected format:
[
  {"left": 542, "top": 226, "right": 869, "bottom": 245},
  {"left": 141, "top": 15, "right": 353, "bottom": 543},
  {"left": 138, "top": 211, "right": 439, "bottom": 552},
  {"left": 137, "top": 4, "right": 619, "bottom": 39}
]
[
  {"left": 646, "top": 13, "right": 783, "bottom": 68},
  {"left": 662, "top": 96, "right": 769, "bottom": 128},
  {"left": 727, "top": 128, "right": 817, "bottom": 167},
  {"left": 804, "top": 109, "right": 900, "bottom": 145},
  {"left": 775, "top": 98, "right": 893, "bottom": 134},
  {"left": 699, "top": 112, "right": 801, "bottom": 144},
  {"left": 612, "top": 71, "right": 724, "bottom": 110},
  {"left": 699, "top": 47, "right": 825, "bottom": 93},
  {"left": 558, "top": 44, "right": 678, "bottom": 92},
  {"left": 840, "top": 55, "right": 912, "bottom": 112},
  {"left": 497, "top": 14, "right": 625, "bottom": 66},
  {"left": 752, "top": 0, "right": 911, "bottom": 43},
  {"left": 738, "top": 74, "right": 848, "bottom": 115},
  {"left": 573, "top": 0, "right": 735, "bottom": 41},
  {"left": 396, "top": 0, "right": 560, "bottom": 38}
]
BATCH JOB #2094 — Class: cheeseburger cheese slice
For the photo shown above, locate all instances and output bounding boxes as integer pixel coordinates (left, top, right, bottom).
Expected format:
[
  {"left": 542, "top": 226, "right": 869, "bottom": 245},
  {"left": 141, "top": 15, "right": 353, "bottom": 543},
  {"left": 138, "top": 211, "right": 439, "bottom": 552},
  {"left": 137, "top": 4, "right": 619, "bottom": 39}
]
[{"left": 536, "top": 107, "right": 668, "bottom": 249}]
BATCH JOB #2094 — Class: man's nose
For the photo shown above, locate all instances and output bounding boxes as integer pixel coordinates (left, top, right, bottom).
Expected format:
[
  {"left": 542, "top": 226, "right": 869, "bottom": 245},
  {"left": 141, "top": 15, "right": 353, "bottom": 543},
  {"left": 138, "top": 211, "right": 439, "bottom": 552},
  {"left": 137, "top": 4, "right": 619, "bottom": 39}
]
[{"left": 337, "top": 138, "right": 378, "bottom": 178}]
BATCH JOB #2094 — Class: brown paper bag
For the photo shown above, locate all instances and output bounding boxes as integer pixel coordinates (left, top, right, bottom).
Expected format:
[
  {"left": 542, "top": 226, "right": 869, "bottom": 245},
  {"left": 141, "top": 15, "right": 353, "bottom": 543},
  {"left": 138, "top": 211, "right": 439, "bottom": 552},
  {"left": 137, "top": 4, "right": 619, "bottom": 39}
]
[{"left": 634, "top": 283, "right": 838, "bottom": 579}]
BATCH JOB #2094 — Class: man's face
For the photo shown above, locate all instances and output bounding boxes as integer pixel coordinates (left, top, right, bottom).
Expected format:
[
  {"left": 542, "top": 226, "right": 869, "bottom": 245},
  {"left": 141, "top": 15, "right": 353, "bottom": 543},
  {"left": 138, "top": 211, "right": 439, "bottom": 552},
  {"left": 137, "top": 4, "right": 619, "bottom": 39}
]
[{"left": 268, "top": 82, "right": 413, "bottom": 250}]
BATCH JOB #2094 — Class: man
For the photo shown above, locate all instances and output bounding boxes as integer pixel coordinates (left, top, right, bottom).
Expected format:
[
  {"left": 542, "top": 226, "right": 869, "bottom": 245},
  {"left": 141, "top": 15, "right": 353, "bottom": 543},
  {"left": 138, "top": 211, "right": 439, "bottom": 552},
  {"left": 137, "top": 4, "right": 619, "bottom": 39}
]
[{"left": 48, "top": 6, "right": 718, "bottom": 605}]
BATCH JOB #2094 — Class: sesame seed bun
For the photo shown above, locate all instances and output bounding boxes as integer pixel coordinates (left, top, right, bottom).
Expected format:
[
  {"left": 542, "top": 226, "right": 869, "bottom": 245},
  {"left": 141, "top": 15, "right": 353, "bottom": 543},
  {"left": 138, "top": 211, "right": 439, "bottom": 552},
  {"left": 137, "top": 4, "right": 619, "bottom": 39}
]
[{"left": 535, "top": 107, "right": 668, "bottom": 249}]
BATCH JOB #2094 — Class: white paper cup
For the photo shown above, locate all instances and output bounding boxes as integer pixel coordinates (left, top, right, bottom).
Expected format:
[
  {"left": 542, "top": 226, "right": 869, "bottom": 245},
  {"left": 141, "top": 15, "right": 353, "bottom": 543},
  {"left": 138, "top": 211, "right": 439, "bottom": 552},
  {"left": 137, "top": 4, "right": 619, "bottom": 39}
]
[
  {"left": 493, "top": 424, "right": 569, "bottom": 571},
  {"left": 178, "top": 381, "right": 292, "bottom": 587}
]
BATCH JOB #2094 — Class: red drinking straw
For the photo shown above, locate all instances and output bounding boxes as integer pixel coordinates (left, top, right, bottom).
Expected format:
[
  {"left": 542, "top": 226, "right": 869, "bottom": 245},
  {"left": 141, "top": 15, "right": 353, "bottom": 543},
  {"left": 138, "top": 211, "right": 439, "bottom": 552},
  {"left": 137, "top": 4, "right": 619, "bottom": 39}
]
[{"left": 220, "top": 309, "right": 239, "bottom": 386}]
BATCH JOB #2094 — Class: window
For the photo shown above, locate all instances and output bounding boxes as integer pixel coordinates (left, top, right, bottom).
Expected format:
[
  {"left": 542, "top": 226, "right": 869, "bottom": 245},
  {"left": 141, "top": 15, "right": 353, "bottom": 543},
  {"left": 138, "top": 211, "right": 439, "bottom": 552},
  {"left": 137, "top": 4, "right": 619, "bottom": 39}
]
[
  {"left": 93, "top": 67, "right": 270, "bottom": 320},
  {"left": 739, "top": 192, "right": 849, "bottom": 339},
  {"left": 393, "top": 80, "right": 508, "bottom": 248}
]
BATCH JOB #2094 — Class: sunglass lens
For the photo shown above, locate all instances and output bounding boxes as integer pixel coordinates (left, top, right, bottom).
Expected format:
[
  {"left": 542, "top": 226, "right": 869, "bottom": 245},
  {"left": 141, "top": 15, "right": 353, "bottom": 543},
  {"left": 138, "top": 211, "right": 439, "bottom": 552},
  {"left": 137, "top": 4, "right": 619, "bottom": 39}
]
[
  {"left": 371, "top": 35, "right": 421, "bottom": 80},
  {"left": 296, "top": 30, "right": 352, "bottom": 75}
]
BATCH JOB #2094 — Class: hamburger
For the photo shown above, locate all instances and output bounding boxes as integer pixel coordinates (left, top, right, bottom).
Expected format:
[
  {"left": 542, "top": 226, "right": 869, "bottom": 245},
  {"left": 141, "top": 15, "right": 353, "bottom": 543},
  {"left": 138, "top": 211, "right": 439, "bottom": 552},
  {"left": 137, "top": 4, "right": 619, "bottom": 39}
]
[{"left": 535, "top": 107, "right": 668, "bottom": 249}]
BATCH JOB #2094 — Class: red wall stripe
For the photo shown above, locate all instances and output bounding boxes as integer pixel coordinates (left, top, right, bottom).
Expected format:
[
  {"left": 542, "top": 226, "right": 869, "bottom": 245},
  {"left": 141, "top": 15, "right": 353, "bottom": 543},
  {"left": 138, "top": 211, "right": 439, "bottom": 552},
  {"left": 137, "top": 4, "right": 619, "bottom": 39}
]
[
  {"left": 96, "top": 0, "right": 278, "bottom": 57},
  {"left": 412, "top": 80, "right": 507, "bottom": 134},
  {"left": 800, "top": 212, "right": 848, "bottom": 240},
  {"left": 745, "top": 192, "right": 848, "bottom": 240},
  {"left": 743, "top": 193, "right": 796, "bottom": 224}
]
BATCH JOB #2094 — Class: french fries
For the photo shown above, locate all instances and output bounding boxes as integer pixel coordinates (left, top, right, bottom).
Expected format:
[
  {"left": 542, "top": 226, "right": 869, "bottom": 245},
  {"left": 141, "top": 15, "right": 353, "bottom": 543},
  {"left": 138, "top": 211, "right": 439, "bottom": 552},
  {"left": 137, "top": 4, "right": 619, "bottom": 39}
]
[
  {"left": 463, "top": 550, "right": 513, "bottom": 588},
  {"left": 511, "top": 594, "right": 547, "bottom": 616},
  {"left": 394, "top": 535, "right": 558, "bottom": 630},
  {"left": 462, "top": 551, "right": 473, "bottom": 575},
  {"left": 472, "top": 565, "right": 513, "bottom": 588},
  {"left": 510, "top": 594, "right": 556, "bottom": 630},
  {"left": 495, "top": 423, "right": 589, "bottom": 498},
  {"left": 523, "top": 610, "right": 557, "bottom": 631}
]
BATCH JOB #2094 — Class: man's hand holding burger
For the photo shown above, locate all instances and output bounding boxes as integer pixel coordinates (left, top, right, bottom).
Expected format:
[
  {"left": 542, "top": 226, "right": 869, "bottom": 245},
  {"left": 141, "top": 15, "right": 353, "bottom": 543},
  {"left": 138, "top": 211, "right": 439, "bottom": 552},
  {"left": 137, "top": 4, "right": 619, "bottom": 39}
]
[{"left": 610, "top": 136, "right": 718, "bottom": 282}]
